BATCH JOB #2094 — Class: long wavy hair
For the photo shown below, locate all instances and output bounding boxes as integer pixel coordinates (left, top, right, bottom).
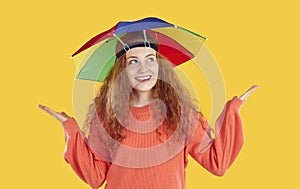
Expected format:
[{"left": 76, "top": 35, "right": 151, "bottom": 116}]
[{"left": 82, "top": 52, "right": 202, "bottom": 156}]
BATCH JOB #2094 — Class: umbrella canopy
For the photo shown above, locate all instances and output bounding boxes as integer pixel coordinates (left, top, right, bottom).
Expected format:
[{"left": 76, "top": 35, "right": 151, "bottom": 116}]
[{"left": 71, "top": 17, "right": 207, "bottom": 82}]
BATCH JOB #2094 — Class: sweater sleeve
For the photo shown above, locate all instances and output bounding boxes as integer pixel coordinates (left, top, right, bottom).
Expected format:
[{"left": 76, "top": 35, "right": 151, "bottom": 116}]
[
  {"left": 61, "top": 117, "right": 111, "bottom": 189},
  {"left": 186, "top": 96, "right": 244, "bottom": 176}
]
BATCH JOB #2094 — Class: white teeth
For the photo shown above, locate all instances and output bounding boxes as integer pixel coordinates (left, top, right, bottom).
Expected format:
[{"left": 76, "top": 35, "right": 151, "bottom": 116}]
[{"left": 136, "top": 75, "right": 151, "bottom": 81}]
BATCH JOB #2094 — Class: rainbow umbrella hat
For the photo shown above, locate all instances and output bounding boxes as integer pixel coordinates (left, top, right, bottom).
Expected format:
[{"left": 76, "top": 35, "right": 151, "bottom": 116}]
[{"left": 71, "top": 17, "right": 207, "bottom": 82}]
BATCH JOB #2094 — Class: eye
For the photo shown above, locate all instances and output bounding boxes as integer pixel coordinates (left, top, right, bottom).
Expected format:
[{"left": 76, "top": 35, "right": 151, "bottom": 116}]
[
  {"left": 129, "top": 59, "right": 138, "bottom": 64},
  {"left": 146, "top": 57, "right": 155, "bottom": 63}
]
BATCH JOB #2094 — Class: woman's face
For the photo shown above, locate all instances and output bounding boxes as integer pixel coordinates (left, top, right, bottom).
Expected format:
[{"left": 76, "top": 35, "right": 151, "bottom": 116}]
[{"left": 125, "top": 47, "right": 159, "bottom": 93}]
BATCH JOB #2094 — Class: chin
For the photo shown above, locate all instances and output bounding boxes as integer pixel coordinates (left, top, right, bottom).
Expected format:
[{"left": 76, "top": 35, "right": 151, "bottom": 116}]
[
  {"left": 133, "top": 83, "right": 156, "bottom": 93},
  {"left": 134, "top": 87, "right": 154, "bottom": 93}
]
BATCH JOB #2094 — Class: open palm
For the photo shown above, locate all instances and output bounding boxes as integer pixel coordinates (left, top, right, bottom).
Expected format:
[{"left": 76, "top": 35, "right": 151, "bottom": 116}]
[
  {"left": 239, "top": 85, "right": 258, "bottom": 101},
  {"left": 38, "top": 104, "right": 70, "bottom": 123}
]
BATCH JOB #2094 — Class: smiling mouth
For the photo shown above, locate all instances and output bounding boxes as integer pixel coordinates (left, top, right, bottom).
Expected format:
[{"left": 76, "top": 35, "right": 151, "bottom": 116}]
[{"left": 135, "top": 75, "right": 152, "bottom": 82}]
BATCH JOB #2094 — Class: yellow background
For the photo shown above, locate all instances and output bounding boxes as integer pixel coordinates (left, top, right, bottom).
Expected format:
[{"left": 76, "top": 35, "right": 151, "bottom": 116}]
[{"left": 1, "top": 0, "right": 299, "bottom": 188}]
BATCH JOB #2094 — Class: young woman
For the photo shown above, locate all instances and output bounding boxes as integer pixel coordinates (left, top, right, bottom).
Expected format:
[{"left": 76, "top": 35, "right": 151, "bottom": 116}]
[{"left": 39, "top": 31, "right": 257, "bottom": 189}]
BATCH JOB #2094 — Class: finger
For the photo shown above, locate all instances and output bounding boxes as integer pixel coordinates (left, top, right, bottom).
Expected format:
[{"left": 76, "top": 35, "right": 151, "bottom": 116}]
[
  {"left": 60, "top": 111, "right": 70, "bottom": 118},
  {"left": 239, "top": 85, "right": 258, "bottom": 101},
  {"left": 241, "top": 85, "right": 258, "bottom": 97},
  {"left": 240, "top": 85, "right": 258, "bottom": 100},
  {"left": 38, "top": 104, "right": 61, "bottom": 118},
  {"left": 245, "top": 85, "right": 258, "bottom": 94}
]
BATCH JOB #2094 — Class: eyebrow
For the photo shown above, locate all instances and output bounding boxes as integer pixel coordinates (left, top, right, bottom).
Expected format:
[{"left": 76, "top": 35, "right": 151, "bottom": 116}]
[{"left": 127, "top": 53, "right": 156, "bottom": 59}]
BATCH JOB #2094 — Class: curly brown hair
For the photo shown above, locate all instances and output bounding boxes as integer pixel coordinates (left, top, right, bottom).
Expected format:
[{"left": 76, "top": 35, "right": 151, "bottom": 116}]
[{"left": 82, "top": 52, "right": 202, "bottom": 157}]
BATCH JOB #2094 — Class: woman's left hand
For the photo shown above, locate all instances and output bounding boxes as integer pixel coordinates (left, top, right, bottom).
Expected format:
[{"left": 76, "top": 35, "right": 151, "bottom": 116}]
[{"left": 239, "top": 85, "right": 258, "bottom": 101}]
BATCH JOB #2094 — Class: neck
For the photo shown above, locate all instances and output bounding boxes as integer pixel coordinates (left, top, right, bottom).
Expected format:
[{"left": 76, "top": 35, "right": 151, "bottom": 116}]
[{"left": 130, "top": 90, "right": 153, "bottom": 107}]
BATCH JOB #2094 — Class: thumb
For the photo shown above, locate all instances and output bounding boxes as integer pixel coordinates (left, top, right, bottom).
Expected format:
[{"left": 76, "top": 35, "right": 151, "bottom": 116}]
[{"left": 60, "top": 111, "right": 70, "bottom": 118}]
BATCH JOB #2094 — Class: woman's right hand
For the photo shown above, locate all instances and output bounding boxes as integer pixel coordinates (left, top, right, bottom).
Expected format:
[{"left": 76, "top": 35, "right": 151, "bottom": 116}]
[{"left": 38, "top": 104, "right": 70, "bottom": 123}]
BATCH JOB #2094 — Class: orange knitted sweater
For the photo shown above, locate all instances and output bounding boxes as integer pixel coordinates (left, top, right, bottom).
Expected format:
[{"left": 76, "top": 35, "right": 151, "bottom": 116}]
[{"left": 61, "top": 96, "right": 244, "bottom": 189}]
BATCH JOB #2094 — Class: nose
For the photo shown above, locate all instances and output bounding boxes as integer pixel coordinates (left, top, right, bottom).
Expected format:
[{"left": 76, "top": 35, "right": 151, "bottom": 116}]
[{"left": 138, "top": 61, "right": 148, "bottom": 73}]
